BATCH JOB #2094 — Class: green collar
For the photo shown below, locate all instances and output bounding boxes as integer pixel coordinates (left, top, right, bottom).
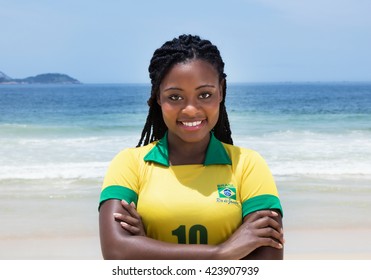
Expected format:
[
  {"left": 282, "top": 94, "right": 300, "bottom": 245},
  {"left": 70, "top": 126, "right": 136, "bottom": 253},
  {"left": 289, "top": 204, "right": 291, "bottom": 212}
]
[{"left": 143, "top": 133, "right": 232, "bottom": 166}]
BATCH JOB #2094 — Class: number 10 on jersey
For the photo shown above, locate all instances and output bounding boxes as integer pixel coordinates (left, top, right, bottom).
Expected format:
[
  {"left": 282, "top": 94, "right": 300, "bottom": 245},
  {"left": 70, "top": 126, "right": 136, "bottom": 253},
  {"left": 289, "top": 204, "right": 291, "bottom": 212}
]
[{"left": 172, "top": 224, "right": 208, "bottom": 244}]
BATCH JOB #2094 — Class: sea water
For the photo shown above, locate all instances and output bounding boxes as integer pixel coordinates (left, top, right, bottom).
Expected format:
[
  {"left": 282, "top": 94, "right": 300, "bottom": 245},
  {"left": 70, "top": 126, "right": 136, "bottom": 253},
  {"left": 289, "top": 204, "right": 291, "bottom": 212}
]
[{"left": 1, "top": 83, "right": 371, "bottom": 235}]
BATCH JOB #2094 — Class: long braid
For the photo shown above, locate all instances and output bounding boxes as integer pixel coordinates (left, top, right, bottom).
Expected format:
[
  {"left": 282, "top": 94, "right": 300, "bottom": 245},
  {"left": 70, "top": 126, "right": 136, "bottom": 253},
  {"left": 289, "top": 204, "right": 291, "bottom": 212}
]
[{"left": 137, "top": 34, "right": 233, "bottom": 147}]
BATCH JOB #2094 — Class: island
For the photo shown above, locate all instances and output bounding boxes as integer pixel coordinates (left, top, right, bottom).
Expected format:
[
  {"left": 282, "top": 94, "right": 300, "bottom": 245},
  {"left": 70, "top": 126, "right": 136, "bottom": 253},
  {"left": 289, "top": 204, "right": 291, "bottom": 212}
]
[{"left": 0, "top": 71, "right": 81, "bottom": 84}]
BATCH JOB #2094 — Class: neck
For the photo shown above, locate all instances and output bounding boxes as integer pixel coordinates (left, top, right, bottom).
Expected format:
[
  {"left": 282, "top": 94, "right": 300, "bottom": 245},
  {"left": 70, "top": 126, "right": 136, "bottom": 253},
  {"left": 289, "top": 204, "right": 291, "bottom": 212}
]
[{"left": 167, "top": 133, "right": 210, "bottom": 165}]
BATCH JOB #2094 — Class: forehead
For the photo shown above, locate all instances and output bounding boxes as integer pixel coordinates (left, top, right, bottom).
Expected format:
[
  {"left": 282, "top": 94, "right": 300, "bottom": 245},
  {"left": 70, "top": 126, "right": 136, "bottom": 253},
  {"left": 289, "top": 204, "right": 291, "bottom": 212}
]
[{"left": 161, "top": 59, "right": 219, "bottom": 85}]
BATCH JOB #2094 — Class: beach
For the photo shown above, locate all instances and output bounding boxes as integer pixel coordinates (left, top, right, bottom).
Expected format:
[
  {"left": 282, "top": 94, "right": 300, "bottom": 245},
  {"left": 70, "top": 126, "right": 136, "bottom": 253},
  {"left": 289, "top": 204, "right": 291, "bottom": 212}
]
[
  {"left": 1, "top": 176, "right": 371, "bottom": 260},
  {"left": 1, "top": 83, "right": 370, "bottom": 260},
  {"left": 1, "top": 179, "right": 371, "bottom": 260},
  {"left": 279, "top": 176, "right": 371, "bottom": 259}
]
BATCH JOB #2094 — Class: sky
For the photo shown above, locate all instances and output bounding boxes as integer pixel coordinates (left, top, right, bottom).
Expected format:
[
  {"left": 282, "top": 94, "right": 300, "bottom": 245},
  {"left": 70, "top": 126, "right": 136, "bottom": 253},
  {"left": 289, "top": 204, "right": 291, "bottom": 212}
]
[{"left": 1, "top": 0, "right": 371, "bottom": 83}]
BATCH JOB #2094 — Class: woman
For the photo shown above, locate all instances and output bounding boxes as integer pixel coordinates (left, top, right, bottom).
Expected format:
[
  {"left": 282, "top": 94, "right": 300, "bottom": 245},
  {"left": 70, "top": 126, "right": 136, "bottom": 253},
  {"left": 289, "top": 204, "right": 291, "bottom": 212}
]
[{"left": 99, "top": 34, "right": 284, "bottom": 259}]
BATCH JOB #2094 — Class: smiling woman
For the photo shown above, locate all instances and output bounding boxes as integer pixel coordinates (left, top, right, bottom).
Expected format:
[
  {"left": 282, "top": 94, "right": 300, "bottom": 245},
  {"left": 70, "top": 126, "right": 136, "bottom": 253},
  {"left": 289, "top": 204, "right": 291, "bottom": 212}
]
[{"left": 98, "top": 34, "right": 284, "bottom": 260}]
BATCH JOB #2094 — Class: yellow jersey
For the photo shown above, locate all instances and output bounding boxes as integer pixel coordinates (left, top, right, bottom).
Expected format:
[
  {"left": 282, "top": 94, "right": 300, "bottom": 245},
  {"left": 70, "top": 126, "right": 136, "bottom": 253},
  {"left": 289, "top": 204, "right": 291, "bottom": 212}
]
[{"left": 100, "top": 133, "right": 282, "bottom": 245}]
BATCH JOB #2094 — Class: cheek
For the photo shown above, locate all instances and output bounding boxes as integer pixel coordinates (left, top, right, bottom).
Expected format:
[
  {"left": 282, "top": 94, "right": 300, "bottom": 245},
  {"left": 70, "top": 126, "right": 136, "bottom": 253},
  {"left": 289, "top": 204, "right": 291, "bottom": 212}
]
[
  {"left": 211, "top": 108, "right": 221, "bottom": 122},
  {"left": 160, "top": 102, "right": 172, "bottom": 114},
  {"left": 209, "top": 105, "right": 220, "bottom": 124},
  {"left": 159, "top": 103, "right": 176, "bottom": 123},
  {"left": 206, "top": 100, "right": 221, "bottom": 115}
]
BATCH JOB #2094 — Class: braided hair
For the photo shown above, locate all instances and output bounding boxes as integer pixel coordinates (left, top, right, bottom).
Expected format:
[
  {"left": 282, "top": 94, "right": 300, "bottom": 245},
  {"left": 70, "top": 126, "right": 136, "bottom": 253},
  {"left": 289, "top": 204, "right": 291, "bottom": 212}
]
[{"left": 137, "top": 34, "right": 233, "bottom": 147}]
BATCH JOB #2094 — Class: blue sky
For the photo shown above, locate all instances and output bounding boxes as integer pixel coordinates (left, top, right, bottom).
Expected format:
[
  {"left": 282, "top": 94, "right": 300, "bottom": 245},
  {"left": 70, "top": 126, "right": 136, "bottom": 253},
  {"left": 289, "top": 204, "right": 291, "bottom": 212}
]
[{"left": 1, "top": 0, "right": 371, "bottom": 83}]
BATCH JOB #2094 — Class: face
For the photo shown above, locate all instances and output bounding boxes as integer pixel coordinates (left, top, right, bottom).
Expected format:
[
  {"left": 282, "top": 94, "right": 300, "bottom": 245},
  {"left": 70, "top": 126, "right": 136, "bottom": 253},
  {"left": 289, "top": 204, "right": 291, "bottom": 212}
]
[{"left": 158, "top": 59, "right": 223, "bottom": 145}]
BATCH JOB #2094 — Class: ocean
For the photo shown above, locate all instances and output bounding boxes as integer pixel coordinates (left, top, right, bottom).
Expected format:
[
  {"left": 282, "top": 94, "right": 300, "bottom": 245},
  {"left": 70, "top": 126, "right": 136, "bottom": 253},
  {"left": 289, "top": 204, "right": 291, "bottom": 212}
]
[{"left": 1, "top": 83, "right": 371, "bottom": 242}]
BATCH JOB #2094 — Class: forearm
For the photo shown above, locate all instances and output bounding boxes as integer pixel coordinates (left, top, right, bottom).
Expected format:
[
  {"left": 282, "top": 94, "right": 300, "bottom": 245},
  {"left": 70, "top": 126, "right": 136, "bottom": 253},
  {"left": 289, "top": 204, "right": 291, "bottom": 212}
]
[
  {"left": 101, "top": 234, "right": 224, "bottom": 260},
  {"left": 99, "top": 201, "right": 284, "bottom": 260},
  {"left": 241, "top": 246, "right": 283, "bottom": 260},
  {"left": 99, "top": 200, "right": 231, "bottom": 260},
  {"left": 241, "top": 210, "right": 284, "bottom": 260}
]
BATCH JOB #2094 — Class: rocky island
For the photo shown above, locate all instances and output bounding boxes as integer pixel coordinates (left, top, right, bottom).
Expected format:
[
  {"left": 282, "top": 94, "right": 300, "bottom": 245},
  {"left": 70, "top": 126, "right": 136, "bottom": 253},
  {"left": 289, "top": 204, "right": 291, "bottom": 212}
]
[{"left": 0, "top": 71, "right": 81, "bottom": 84}]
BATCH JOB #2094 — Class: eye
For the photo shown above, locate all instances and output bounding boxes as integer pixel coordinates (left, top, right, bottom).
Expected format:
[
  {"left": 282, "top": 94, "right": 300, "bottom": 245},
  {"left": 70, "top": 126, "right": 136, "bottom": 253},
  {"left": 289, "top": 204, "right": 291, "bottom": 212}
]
[
  {"left": 199, "top": 92, "right": 212, "bottom": 99},
  {"left": 168, "top": 94, "right": 183, "bottom": 101}
]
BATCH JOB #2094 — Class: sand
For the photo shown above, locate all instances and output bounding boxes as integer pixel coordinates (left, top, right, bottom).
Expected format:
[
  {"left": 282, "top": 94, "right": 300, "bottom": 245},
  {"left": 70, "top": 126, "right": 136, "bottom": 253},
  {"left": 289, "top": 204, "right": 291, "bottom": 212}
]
[
  {"left": 1, "top": 228, "right": 371, "bottom": 260},
  {"left": 1, "top": 176, "right": 371, "bottom": 260},
  {"left": 1, "top": 216, "right": 371, "bottom": 261}
]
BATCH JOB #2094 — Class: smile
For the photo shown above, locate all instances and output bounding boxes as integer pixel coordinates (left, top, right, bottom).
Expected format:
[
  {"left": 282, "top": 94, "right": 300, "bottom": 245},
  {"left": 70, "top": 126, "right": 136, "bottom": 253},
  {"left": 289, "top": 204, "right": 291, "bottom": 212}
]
[{"left": 181, "top": 121, "right": 203, "bottom": 127}]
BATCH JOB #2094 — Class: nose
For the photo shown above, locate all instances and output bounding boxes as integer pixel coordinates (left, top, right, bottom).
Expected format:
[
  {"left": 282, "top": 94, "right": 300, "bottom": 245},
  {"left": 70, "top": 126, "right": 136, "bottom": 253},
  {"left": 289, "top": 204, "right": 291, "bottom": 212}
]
[{"left": 181, "top": 99, "right": 199, "bottom": 116}]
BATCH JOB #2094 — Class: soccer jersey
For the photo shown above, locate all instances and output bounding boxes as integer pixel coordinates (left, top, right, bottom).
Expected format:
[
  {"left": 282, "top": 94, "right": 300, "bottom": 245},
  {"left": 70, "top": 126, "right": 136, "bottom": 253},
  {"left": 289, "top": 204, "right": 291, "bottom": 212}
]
[{"left": 100, "top": 133, "right": 282, "bottom": 245}]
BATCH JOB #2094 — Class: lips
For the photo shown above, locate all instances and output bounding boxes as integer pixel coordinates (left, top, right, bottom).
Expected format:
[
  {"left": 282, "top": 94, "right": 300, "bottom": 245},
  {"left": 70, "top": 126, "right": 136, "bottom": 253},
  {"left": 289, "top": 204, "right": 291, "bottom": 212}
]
[
  {"left": 177, "top": 119, "right": 206, "bottom": 130},
  {"left": 181, "top": 120, "right": 202, "bottom": 127}
]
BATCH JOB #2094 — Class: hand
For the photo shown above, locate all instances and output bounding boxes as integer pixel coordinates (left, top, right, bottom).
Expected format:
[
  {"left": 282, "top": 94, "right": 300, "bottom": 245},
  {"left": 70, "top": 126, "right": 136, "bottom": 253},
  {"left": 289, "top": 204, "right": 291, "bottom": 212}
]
[
  {"left": 219, "top": 210, "right": 284, "bottom": 259},
  {"left": 113, "top": 200, "right": 146, "bottom": 236}
]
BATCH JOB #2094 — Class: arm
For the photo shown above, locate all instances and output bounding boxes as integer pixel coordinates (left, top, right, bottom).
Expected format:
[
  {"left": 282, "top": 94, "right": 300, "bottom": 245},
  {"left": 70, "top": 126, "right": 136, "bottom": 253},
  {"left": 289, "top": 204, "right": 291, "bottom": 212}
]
[
  {"left": 99, "top": 200, "right": 284, "bottom": 260},
  {"left": 237, "top": 150, "right": 284, "bottom": 259},
  {"left": 99, "top": 199, "right": 220, "bottom": 260},
  {"left": 241, "top": 210, "right": 284, "bottom": 260}
]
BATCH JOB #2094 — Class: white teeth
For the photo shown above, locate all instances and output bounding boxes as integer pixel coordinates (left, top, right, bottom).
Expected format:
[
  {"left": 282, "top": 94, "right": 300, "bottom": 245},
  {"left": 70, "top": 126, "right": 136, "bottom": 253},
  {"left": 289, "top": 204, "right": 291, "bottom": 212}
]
[{"left": 182, "top": 121, "right": 202, "bottom": 127}]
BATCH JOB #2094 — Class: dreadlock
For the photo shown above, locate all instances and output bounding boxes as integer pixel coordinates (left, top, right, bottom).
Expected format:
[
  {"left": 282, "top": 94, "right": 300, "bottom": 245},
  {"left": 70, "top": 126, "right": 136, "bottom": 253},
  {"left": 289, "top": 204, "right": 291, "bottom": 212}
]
[{"left": 137, "top": 34, "right": 233, "bottom": 147}]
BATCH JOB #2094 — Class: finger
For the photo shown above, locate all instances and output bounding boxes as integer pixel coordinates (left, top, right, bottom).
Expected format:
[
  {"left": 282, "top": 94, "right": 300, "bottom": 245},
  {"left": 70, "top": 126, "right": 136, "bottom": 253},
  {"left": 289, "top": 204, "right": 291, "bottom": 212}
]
[
  {"left": 119, "top": 221, "right": 142, "bottom": 235},
  {"left": 253, "top": 215, "right": 282, "bottom": 232},
  {"left": 240, "top": 221, "right": 284, "bottom": 246},
  {"left": 245, "top": 210, "right": 279, "bottom": 223},
  {"left": 259, "top": 236, "right": 284, "bottom": 250},
  {"left": 121, "top": 200, "right": 141, "bottom": 219},
  {"left": 257, "top": 226, "right": 285, "bottom": 245},
  {"left": 243, "top": 215, "right": 284, "bottom": 244},
  {"left": 113, "top": 212, "right": 124, "bottom": 221},
  {"left": 113, "top": 212, "right": 133, "bottom": 224},
  {"left": 113, "top": 212, "right": 141, "bottom": 227},
  {"left": 113, "top": 213, "right": 141, "bottom": 232},
  {"left": 255, "top": 217, "right": 284, "bottom": 243}
]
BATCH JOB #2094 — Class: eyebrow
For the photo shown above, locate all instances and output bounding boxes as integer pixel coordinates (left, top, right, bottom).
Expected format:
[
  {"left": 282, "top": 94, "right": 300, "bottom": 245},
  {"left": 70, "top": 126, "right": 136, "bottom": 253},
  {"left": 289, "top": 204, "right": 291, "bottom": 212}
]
[
  {"left": 163, "top": 84, "right": 216, "bottom": 92},
  {"left": 196, "top": 84, "right": 215, "bottom": 90},
  {"left": 163, "top": 87, "right": 182, "bottom": 92}
]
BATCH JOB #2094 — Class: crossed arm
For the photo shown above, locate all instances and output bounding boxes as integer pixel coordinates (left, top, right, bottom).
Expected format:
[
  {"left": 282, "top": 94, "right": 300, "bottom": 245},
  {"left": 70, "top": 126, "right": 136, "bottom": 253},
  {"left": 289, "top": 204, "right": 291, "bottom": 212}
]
[{"left": 99, "top": 199, "right": 284, "bottom": 260}]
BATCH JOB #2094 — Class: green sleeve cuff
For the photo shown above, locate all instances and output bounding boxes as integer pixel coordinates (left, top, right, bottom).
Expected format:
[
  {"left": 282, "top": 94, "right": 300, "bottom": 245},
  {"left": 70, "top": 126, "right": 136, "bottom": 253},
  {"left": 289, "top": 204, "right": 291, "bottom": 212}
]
[
  {"left": 99, "top": 185, "right": 138, "bottom": 210},
  {"left": 242, "top": 194, "right": 283, "bottom": 217}
]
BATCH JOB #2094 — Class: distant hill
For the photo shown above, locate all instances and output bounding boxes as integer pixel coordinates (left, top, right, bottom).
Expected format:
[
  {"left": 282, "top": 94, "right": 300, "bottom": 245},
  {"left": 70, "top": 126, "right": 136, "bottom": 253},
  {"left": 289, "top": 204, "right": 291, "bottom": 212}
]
[
  {"left": 0, "top": 71, "right": 81, "bottom": 84},
  {"left": 0, "top": 71, "right": 12, "bottom": 83}
]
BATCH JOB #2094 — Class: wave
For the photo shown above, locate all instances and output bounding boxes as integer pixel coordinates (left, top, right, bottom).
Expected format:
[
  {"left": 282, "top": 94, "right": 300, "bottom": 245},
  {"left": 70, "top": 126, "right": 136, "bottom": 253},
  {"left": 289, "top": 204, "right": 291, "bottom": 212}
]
[
  {"left": 0, "top": 161, "right": 108, "bottom": 180},
  {"left": 0, "top": 122, "right": 143, "bottom": 138},
  {"left": 1, "top": 125, "right": 370, "bottom": 180},
  {"left": 234, "top": 129, "right": 371, "bottom": 176}
]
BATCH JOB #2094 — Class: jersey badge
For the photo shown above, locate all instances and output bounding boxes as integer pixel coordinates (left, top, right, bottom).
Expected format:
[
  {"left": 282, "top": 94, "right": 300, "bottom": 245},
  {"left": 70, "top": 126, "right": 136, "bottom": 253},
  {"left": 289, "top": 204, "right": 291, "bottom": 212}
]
[{"left": 217, "top": 184, "right": 236, "bottom": 200}]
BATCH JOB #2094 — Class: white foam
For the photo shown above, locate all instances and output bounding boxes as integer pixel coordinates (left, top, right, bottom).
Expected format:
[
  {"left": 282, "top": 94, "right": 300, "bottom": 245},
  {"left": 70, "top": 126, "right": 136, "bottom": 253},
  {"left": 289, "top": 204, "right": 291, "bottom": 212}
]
[
  {"left": 1, "top": 128, "right": 370, "bottom": 179},
  {"left": 0, "top": 161, "right": 108, "bottom": 180},
  {"left": 235, "top": 130, "right": 371, "bottom": 176}
]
